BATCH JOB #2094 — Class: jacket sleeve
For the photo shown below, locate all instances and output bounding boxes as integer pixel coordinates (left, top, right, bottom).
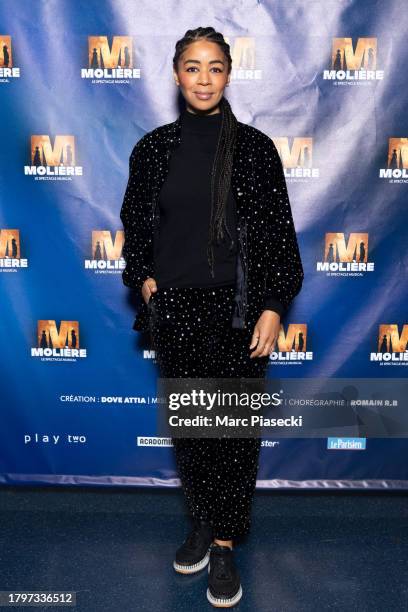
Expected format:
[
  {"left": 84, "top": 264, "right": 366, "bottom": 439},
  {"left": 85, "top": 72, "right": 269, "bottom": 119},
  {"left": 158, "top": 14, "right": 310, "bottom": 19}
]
[
  {"left": 119, "top": 137, "right": 154, "bottom": 293},
  {"left": 261, "top": 136, "right": 304, "bottom": 316}
]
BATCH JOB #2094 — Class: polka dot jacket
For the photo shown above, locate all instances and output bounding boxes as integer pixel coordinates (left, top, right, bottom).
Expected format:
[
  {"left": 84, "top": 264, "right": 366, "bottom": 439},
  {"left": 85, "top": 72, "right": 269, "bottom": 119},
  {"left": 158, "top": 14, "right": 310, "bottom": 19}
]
[{"left": 119, "top": 111, "right": 304, "bottom": 332}]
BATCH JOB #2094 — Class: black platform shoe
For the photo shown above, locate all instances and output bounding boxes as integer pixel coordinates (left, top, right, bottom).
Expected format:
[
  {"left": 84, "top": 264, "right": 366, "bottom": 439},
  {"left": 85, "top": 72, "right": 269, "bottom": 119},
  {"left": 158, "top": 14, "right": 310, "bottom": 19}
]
[
  {"left": 173, "top": 518, "right": 213, "bottom": 574},
  {"left": 207, "top": 543, "right": 242, "bottom": 607}
]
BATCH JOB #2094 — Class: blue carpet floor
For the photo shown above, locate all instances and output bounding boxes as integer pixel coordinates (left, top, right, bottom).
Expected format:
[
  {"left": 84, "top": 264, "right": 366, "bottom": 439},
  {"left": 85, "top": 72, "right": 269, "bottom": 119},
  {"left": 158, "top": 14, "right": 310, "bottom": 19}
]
[{"left": 0, "top": 486, "right": 407, "bottom": 611}]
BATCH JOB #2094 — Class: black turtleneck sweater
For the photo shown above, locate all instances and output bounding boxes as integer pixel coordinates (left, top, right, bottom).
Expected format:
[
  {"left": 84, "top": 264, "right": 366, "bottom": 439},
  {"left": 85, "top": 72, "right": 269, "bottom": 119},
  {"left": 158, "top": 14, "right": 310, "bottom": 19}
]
[
  {"left": 153, "top": 108, "right": 238, "bottom": 288},
  {"left": 152, "top": 107, "right": 285, "bottom": 317}
]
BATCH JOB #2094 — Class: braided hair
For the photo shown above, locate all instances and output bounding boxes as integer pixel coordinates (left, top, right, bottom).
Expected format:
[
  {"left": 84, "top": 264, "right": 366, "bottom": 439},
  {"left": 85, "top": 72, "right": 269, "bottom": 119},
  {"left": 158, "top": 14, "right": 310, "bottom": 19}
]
[{"left": 173, "top": 27, "right": 238, "bottom": 278}]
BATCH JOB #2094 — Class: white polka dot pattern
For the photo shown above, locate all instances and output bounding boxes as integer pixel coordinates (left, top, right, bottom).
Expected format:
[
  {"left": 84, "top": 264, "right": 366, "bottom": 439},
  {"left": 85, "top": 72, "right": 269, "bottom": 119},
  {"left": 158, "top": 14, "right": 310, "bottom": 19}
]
[{"left": 148, "top": 284, "right": 269, "bottom": 539}]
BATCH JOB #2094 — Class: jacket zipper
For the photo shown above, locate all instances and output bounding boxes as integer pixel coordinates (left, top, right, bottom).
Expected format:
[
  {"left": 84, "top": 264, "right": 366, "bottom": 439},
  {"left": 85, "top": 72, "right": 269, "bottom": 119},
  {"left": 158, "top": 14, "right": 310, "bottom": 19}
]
[
  {"left": 240, "top": 221, "right": 248, "bottom": 322},
  {"left": 150, "top": 149, "right": 172, "bottom": 281},
  {"left": 232, "top": 220, "right": 248, "bottom": 329},
  {"left": 152, "top": 149, "right": 172, "bottom": 221}
]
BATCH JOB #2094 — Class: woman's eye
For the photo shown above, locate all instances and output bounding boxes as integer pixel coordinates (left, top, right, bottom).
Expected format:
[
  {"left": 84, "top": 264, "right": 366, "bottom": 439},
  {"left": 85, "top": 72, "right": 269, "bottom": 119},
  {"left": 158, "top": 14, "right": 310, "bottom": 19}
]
[{"left": 186, "top": 67, "right": 222, "bottom": 73}]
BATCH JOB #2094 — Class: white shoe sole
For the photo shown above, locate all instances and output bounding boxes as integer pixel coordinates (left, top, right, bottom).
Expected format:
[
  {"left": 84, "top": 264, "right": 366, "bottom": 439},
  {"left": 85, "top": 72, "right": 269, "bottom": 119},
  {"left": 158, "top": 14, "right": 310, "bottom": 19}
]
[
  {"left": 173, "top": 548, "right": 210, "bottom": 574},
  {"left": 206, "top": 584, "right": 243, "bottom": 608}
]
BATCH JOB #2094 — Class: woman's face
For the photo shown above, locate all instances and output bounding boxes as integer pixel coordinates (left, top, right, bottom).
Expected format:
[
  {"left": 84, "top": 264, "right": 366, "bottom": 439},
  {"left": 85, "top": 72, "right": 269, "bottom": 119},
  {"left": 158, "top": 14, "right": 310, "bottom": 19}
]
[{"left": 173, "top": 39, "right": 230, "bottom": 115}]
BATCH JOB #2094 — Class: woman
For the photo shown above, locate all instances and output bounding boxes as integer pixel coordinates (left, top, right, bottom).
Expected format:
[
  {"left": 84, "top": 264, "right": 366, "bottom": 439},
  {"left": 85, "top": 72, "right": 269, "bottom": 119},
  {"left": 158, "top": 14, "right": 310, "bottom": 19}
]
[{"left": 120, "top": 27, "right": 304, "bottom": 608}]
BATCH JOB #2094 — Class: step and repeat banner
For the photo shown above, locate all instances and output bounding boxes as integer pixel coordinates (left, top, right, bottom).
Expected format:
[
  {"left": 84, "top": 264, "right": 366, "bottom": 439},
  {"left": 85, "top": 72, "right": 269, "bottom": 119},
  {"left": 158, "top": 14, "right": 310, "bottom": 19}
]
[{"left": 1, "top": 1, "right": 407, "bottom": 489}]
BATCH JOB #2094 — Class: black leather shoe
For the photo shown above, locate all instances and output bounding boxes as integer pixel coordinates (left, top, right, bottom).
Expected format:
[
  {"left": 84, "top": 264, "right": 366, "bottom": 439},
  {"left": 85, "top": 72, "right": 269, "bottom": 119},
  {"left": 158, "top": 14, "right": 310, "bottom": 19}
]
[
  {"left": 173, "top": 519, "right": 213, "bottom": 574},
  {"left": 207, "top": 544, "right": 242, "bottom": 607}
]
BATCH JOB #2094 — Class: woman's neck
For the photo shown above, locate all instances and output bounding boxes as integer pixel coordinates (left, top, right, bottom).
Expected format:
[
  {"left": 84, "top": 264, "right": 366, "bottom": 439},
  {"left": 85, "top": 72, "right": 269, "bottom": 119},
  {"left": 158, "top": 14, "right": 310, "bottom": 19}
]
[{"left": 181, "top": 107, "right": 222, "bottom": 134}]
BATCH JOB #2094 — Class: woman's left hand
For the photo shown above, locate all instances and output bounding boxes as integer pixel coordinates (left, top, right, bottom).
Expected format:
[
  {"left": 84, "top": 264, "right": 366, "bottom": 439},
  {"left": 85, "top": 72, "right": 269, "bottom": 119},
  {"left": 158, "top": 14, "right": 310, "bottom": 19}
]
[{"left": 249, "top": 310, "right": 281, "bottom": 358}]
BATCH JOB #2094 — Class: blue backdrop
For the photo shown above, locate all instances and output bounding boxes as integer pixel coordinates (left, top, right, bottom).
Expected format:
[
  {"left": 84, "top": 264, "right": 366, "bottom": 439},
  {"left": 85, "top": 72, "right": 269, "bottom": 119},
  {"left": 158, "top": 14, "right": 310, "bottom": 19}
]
[{"left": 1, "top": 0, "right": 407, "bottom": 489}]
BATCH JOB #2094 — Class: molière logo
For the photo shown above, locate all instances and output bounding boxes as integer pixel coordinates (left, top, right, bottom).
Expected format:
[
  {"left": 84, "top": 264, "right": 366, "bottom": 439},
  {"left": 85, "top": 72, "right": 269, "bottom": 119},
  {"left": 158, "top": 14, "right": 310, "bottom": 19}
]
[
  {"left": 84, "top": 230, "right": 125, "bottom": 274},
  {"left": 323, "top": 37, "right": 383, "bottom": 83},
  {"left": 370, "top": 324, "right": 408, "bottom": 366},
  {"left": 24, "top": 135, "right": 83, "bottom": 180},
  {"left": 81, "top": 36, "right": 141, "bottom": 83},
  {"left": 269, "top": 324, "right": 312, "bottom": 363},
  {"left": 223, "top": 36, "right": 262, "bottom": 80},
  {"left": 273, "top": 137, "right": 319, "bottom": 181},
  {"left": 0, "top": 35, "right": 20, "bottom": 81},
  {"left": 0, "top": 229, "right": 28, "bottom": 271},
  {"left": 316, "top": 233, "right": 374, "bottom": 276},
  {"left": 379, "top": 138, "right": 408, "bottom": 182},
  {"left": 31, "top": 320, "right": 87, "bottom": 361}
]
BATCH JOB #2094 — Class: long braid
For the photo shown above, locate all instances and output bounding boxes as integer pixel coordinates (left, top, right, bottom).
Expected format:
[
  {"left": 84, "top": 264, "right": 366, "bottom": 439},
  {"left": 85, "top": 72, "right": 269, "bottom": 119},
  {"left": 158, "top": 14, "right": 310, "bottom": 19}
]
[{"left": 173, "top": 27, "right": 238, "bottom": 279}]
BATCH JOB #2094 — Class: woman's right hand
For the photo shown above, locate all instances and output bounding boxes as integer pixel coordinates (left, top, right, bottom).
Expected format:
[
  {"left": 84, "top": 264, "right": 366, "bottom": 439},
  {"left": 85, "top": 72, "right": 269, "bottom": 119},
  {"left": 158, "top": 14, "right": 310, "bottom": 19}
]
[{"left": 142, "top": 277, "right": 158, "bottom": 304}]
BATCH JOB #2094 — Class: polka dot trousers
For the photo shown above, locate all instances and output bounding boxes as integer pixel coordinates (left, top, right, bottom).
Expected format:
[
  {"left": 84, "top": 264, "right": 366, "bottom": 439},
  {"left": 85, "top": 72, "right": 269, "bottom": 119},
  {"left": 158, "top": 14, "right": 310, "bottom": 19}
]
[{"left": 148, "top": 284, "right": 269, "bottom": 540}]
